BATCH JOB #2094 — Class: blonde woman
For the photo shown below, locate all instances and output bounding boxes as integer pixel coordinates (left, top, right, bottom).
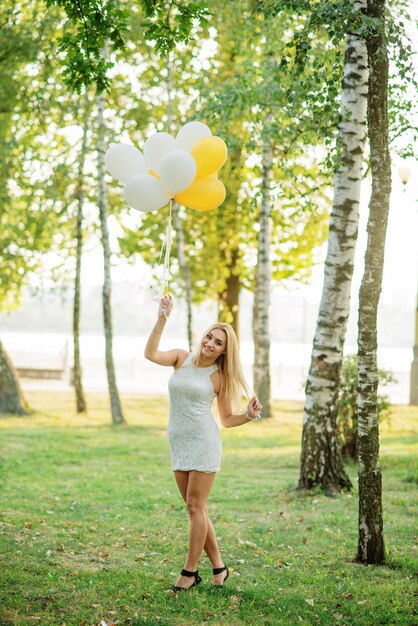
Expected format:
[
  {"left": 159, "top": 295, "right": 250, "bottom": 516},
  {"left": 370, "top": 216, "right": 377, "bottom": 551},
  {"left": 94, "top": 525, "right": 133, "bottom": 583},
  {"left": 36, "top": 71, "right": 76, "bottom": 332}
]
[{"left": 144, "top": 294, "right": 262, "bottom": 592}]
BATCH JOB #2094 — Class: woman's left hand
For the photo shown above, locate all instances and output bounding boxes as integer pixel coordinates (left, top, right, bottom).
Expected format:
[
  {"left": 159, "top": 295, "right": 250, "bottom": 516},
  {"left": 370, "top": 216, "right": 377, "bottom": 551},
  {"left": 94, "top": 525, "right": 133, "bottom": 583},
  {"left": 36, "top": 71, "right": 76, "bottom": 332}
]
[{"left": 246, "top": 396, "right": 262, "bottom": 419}]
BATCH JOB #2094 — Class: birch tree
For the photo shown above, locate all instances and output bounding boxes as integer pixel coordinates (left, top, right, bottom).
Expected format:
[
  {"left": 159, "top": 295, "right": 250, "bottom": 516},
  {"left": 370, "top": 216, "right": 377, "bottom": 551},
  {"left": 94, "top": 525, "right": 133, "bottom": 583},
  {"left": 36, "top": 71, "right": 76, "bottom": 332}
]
[
  {"left": 253, "top": 144, "right": 273, "bottom": 417},
  {"left": 97, "top": 86, "right": 125, "bottom": 425},
  {"left": 299, "top": 0, "right": 368, "bottom": 491},
  {"left": 166, "top": 53, "right": 193, "bottom": 350},
  {"left": 73, "top": 90, "right": 89, "bottom": 414},
  {"left": 356, "top": 0, "right": 391, "bottom": 564},
  {"left": 0, "top": 341, "right": 29, "bottom": 415}
]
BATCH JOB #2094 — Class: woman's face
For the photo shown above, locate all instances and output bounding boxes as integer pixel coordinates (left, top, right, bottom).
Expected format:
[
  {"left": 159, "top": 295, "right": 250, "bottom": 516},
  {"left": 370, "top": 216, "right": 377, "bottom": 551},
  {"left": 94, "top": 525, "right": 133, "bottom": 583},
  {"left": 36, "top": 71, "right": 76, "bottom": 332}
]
[{"left": 201, "top": 328, "right": 227, "bottom": 360}]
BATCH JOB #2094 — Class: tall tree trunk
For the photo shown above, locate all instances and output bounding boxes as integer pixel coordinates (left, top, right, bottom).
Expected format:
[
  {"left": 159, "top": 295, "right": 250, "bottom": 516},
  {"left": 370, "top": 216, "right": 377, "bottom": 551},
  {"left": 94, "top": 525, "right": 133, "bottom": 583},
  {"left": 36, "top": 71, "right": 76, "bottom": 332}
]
[
  {"left": 218, "top": 247, "right": 240, "bottom": 340},
  {"left": 166, "top": 54, "right": 193, "bottom": 350},
  {"left": 298, "top": 4, "right": 368, "bottom": 492},
  {"left": 97, "top": 87, "right": 125, "bottom": 425},
  {"left": 172, "top": 203, "right": 193, "bottom": 350},
  {"left": 73, "top": 90, "right": 89, "bottom": 414},
  {"left": 253, "top": 143, "right": 273, "bottom": 417},
  {"left": 0, "top": 340, "right": 29, "bottom": 415},
  {"left": 356, "top": 0, "right": 390, "bottom": 565}
]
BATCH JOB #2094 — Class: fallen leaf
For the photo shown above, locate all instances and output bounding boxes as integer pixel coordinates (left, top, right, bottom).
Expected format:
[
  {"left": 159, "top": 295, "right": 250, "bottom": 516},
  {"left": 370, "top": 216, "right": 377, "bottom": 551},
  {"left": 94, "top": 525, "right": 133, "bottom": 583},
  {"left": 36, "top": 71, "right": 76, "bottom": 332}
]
[
  {"left": 305, "top": 598, "right": 314, "bottom": 606},
  {"left": 342, "top": 592, "right": 353, "bottom": 599}
]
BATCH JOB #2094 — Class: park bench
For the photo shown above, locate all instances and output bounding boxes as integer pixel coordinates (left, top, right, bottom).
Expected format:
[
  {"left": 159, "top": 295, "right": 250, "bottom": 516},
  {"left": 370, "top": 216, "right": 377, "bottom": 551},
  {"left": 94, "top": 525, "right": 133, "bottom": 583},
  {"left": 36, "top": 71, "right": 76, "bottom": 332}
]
[{"left": 10, "top": 339, "right": 70, "bottom": 380}]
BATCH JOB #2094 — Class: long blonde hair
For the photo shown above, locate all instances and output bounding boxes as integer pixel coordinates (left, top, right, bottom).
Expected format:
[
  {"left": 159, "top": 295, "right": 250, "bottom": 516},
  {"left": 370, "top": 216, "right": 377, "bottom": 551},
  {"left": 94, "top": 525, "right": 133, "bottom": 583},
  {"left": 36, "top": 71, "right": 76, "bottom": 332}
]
[{"left": 192, "top": 323, "right": 251, "bottom": 412}]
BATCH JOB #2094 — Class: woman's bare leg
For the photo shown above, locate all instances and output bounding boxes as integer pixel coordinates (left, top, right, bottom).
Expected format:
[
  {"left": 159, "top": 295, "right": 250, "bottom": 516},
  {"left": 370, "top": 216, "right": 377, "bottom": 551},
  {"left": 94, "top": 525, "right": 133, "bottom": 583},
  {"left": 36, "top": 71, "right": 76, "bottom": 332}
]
[
  {"left": 174, "top": 471, "right": 222, "bottom": 565},
  {"left": 173, "top": 470, "right": 225, "bottom": 588}
]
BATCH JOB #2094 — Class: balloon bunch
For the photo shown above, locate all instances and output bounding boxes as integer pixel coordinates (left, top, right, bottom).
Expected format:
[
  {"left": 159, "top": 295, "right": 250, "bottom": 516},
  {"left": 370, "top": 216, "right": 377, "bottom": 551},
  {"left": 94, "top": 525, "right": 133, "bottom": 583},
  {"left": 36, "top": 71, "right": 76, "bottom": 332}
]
[
  {"left": 105, "top": 121, "right": 227, "bottom": 213},
  {"left": 105, "top": 121, "right": 228, "bottom": 299}
]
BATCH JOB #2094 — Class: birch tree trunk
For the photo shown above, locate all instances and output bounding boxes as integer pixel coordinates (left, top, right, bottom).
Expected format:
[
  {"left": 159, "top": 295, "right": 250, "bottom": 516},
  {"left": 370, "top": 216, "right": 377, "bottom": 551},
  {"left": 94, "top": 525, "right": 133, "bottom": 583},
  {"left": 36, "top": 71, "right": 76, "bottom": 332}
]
[
  {"left": 357, "top": 0, "right": 390, "bottom": 564},
  {"left": 253, "top": 144, "right": 273, "bottom": 417},
  {"left": 73, "top": 90, "right": 89, "bottom": 414},
  {"left": 166, "top": 55, "right": 193, "bottom": 350},
  {"left": 298, "top": 3, "right": 368, "bottom": 491},
  {"left": 0, "top": 340, "right": 29, "bottom": 415},
  {"left": 218, "top": 248, "right": 240, "bottom": 340},
  {"left": 97, "top": 88, "right": 125, "bottom": 425},
  {"left": 172, "top": 203, "right": 193, "bottom": 350}
]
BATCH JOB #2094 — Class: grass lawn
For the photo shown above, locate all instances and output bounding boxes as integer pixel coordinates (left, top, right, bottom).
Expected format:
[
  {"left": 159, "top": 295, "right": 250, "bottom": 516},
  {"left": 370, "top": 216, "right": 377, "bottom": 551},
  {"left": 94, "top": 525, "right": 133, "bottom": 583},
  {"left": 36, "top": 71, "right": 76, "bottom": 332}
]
[{"left": 0, "top": 391, "right": 416, "bottom": 626}]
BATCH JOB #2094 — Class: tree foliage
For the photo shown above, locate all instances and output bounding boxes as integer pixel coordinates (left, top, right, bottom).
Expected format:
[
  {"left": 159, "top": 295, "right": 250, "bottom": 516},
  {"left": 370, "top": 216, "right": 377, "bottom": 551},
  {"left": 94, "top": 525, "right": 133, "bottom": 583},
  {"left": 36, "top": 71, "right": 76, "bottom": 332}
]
[
  {"left": 44, "top": 0, "right": 211, "bottom": 92},
  {"left": 139, "top": 0, "right": 211, "bottom": 55},
  {"left": 338, "top": 355, "right": 396, "bottom": 461},
  {"left": 257, "top": 0, "right": 418, "bottom": 160},
  {"left": 118, "top": 1, "right": 332, "bottom": 321},
  {"left": 44, "top": 0, "right": 129, "bottom": 92},
  {"left": 0, "top": 2, "right": 76, "bottom": 312}
]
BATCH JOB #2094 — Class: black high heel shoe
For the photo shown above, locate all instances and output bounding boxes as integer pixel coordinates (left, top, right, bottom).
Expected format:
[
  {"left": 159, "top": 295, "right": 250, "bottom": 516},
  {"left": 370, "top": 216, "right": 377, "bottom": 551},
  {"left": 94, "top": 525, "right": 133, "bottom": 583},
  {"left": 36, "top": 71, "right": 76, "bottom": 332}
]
[
  {"left": 212, "top": 565, "right": 229, "bottom": 587},
  {"left": 172, "top": 568, "right": 202, "bottom": 593}
]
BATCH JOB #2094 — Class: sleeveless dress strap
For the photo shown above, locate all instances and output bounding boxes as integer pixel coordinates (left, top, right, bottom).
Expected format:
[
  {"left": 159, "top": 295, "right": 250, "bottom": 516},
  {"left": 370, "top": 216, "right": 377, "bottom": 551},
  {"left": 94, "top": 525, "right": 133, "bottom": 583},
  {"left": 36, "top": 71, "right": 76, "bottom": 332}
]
[
  {"left": 180, "top": 352, "right": 193, "bottom": 367},
  {"left": 206, "top": 363, "right": 218, "bottom": 375}
]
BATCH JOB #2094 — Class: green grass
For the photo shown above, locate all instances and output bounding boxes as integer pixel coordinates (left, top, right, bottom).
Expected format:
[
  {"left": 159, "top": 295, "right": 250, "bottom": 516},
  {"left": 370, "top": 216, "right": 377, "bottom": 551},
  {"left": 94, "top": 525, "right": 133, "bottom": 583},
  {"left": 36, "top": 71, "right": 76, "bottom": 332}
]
[{"left": 0, "top": 392, "right": 416, "bottom": 626}]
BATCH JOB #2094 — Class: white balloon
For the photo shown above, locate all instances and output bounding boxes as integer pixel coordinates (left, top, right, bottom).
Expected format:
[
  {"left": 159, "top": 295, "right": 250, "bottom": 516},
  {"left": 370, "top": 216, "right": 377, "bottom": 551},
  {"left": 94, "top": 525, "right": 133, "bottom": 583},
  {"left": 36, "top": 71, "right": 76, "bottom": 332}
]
[
  {"left": 159, "top": 150, "right": 197, "bottom": 195},
  {"left": 176, "top": 121, "right": 212, "bottom": 151},
  {"left": 105, "top": 143, "right": 147, "bottom": 182},
  {"left": 124, "top": 174, "right": 168, "bottom": 212},
  {"left": 144, "top": 132, "right": 176, "bottom": 173}
]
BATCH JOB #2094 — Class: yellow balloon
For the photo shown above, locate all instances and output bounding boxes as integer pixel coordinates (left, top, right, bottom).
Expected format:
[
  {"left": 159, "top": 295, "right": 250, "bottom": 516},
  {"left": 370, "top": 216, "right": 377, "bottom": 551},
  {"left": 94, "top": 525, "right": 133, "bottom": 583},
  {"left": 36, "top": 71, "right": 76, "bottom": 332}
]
[
  {"left": 175, "top": 177, "right": 226, "bottom": 211},
  {"left": 191, "top": 136, "right": 227, "bottom": 178}
]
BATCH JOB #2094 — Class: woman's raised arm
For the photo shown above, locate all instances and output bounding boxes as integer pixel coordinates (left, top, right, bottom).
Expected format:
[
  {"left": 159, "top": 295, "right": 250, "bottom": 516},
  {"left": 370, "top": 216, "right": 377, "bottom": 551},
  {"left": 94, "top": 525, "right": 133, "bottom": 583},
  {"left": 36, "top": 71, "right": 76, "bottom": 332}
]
[{"left": 144, "top": 294, "right": 186, "bottom": 367}]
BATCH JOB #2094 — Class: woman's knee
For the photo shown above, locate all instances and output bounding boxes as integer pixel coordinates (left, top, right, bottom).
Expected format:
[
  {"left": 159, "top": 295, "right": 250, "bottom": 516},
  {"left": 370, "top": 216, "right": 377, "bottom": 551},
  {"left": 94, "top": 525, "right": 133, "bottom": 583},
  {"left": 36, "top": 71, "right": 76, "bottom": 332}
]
[{"left": 186, "top": 496, "right": 206, "bottom": 516}]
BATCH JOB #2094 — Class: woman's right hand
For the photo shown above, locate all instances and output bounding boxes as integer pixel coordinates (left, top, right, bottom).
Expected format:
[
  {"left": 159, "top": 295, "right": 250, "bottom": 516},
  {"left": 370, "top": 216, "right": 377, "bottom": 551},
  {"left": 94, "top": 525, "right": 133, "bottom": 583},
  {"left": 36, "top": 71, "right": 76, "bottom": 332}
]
[
  {"left": 158, "top": 293, "right": 173, "bottom": 320},
  {"left": 246, "top": 395, "right": 263, "bottom": 419}
]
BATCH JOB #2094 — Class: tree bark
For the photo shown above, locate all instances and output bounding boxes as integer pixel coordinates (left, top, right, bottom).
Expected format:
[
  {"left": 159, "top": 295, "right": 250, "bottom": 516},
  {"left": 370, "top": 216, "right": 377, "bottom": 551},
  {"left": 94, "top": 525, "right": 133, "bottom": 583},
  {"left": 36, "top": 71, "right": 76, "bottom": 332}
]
[
  {"left": 172, "top": 202, "right": 193, "bottom": 350},
  {"left": 253, "top": 143, "right": 273, "bottom": 417},
  {"left": 356, "top": 0, "right": 390, "bottom": 565},
  {"left": 299, "top": 3, "right": 368, "bottom": 492},
  {"left": 0, "top": 339, "right": 29, "bottom": 415},
  {"left": 97, "top": 86, "right": 125, "bottom": 425},
  {"left": 166, "top": 54, "right": 193, "bottom": 350},
  {"left": 73, "top": 90, "right": 89, "bottom": 414},
  {"left": 218, "top": 247, "right": 240, "bottom": 340}
]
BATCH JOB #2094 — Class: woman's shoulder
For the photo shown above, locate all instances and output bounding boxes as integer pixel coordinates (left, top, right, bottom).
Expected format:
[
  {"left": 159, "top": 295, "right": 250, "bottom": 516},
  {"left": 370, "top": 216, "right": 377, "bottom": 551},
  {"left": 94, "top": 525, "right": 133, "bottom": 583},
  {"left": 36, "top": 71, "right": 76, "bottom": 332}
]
[
  {"left": 174, "top": 350, "right": 192, "bottom": 369},
  {"left": 210, "top": 368, "right": 221, "bottom": 394}
]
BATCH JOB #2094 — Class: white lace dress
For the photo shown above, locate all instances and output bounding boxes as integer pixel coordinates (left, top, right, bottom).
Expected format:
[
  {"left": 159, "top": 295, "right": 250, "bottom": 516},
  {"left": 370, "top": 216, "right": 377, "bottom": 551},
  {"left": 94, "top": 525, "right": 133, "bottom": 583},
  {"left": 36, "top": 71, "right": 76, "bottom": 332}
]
[{"left": 168, "top": 352, "right": 222, "bottom": 473}]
